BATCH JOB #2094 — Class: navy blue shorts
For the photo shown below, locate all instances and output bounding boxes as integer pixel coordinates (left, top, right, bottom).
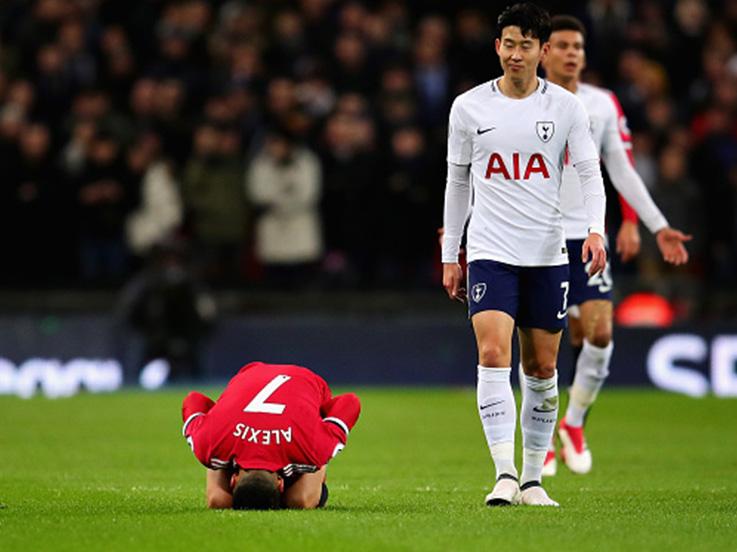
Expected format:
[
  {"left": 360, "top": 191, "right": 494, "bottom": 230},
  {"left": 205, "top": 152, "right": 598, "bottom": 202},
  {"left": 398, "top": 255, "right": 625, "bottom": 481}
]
[
  {"left": 467, "top": 260, "right": 570, "bottom": 330},
  {"left": 566, "top": 239, "right": 613, "bottom": 307}
]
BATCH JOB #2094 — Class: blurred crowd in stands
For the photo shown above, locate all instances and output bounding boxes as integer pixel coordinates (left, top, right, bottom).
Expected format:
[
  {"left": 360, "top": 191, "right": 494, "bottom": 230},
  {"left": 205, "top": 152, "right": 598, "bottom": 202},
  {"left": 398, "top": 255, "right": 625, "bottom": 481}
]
[{"left": 0, "top": 0, "right": 736, "bottom": 319}]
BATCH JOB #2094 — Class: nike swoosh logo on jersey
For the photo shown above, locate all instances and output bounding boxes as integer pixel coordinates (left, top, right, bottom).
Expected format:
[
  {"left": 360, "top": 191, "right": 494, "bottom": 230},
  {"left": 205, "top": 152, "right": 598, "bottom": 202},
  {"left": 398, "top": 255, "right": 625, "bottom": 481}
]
[
  {"left": 532, "top": 405, "right": 556, "bottom": 413},
  {"left": 479, "top": 400, "right": 504, "bottom": 410},
  {"left": 476, "top": 127, "right": 496, "bottom": 135}
]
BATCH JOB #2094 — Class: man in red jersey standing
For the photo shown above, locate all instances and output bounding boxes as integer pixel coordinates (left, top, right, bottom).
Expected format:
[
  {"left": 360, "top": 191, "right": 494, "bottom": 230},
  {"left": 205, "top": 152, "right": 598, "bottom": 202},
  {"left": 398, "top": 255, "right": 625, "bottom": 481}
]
[{"left": 182, "top": 361, "right": 360, "bottom": 510}]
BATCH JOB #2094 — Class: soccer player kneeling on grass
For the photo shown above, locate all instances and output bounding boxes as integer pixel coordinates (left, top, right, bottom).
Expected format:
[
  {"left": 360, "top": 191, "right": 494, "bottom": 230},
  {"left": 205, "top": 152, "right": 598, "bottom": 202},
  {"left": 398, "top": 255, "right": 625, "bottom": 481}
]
[{"left": 181, "top": 361, "right": 360, "bottom": 510}]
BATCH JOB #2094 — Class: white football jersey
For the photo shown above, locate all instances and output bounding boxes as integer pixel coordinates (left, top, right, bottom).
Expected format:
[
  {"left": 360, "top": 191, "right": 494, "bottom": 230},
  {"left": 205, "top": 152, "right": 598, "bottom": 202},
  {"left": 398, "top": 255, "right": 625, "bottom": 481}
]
[
  {"left": 447, "top": 77, "right": 599, "bottom": 266},
  {"left": 560, "top": 84, "right": 630, "bottom": 240}
]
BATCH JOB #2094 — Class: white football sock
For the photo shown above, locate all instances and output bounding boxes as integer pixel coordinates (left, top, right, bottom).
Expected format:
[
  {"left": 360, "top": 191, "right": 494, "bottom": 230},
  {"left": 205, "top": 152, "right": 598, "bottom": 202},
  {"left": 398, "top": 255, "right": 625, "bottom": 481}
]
[
  {"left": 521, "top": 362, "right": 554, "bottom": 453},
  {"left": 520, "top": 370, "right": 558, "bottom": 485},
  {"left": 566, "top": 340, "right": 613, "bottom": 427},
  {"left": 477, "top": 366, "right": 517, "bottom": 479}
]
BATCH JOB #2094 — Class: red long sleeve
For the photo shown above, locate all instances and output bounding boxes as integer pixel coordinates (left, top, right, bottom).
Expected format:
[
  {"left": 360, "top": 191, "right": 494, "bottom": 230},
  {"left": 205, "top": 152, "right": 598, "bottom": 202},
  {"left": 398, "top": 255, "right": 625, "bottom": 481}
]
[
  {"left": 182, "top": 391, "right": 215, "bottom": 423},
  {"left": 321, "top": 393, "right": 361, "bottom": 435},
  {"left": 619, "top": 195, "right": 638, "bottom": 223}
]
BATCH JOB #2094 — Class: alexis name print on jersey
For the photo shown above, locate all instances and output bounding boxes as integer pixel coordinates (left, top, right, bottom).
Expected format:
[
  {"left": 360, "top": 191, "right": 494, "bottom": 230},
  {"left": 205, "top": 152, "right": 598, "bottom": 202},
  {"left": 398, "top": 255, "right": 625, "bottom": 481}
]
[{"left": 447, "top": 77, "right": 598, "bottom": 267}]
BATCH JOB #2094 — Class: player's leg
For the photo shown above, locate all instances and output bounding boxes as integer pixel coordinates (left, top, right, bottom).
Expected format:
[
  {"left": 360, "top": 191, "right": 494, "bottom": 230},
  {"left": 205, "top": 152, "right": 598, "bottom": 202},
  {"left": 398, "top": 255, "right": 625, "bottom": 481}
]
[
  {"left": 540, "top": 305, "right": 583, "bottom": 477},
  {"left": 468, "top": 260, "right": 520, "bottom": 506},
  {"left": 515, "top": 264, "right": 568, "bottom": 506},
  {"left": 560, "top": 298, "right": 613, "bottom": 474},
  {"left": 518, "top": 361, "right": 558, "bottom": 478},
  {"left": 472, "top": 310, "right": 519, "bottom": 505},
  {"left": 565, "top": 237, "right": 609, "bottom": 382},
  {"left": 518, "top": 327, "right": 561, "bottom": 507},
  {"left": 206, "top": 468, "right": 234, "bottom": 509},
  {"left": 567, "top": 305, "right": 585, "bottom": 366},
  {"left": 557, "top": 238, "right": 613, "bottom": 474},
  {"left": 283, "top": 466, "right": 327, "bottom": 509}
]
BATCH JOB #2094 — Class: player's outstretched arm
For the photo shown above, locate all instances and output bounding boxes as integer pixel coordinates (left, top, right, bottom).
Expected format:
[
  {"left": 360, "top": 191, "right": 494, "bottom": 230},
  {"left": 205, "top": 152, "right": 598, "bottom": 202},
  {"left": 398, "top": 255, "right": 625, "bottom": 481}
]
[{"left": 656, "top": 227, "right": 692, "bottom": 265}]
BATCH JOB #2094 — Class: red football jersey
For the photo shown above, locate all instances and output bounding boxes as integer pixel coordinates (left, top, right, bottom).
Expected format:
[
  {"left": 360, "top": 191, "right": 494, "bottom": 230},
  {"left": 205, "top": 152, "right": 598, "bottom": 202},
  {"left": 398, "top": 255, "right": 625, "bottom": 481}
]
[{"left": 182, "top": 362, "right": 360, "bottom": 474}]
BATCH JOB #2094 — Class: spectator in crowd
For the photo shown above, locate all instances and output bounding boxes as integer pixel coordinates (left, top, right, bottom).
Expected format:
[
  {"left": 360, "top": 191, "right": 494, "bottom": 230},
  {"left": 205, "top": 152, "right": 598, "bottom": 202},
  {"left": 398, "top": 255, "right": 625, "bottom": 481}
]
[
  {"left": 4, "top": 122, "right": 76, "bottom": 283},
  {"left": 125, "top": 132, "right": 183, "bottom": 258},
  {"left": 74, "top": 128, "right": 137, "bottom": 283},
  {"left": 378, "top": 125, "right": 442, "bottom": 287},
  {"left": 319, "top": 98, "right": 379, "bottom": 286},
  {"left": 98, "top": 25, "right": 137, "bottom": 110},
  {"left": 181, "top": 123, "right": 249, "bottom": 283},
  {"left": 246, "top": 130, "right": 323, "bottom": 288}
]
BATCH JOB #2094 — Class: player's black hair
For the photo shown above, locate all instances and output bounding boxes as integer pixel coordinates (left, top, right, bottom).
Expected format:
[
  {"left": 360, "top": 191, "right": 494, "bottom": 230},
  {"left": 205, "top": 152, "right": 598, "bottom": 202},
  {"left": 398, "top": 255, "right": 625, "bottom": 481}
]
[
  {"left": 550, "top": 15, "right": 587, "bottom": 39},
  {"left": 232, "top": 470, "right": 282, "bottom": 510},
  {"left": 496, "top": 3, "right": 552, "bottom": 43}
]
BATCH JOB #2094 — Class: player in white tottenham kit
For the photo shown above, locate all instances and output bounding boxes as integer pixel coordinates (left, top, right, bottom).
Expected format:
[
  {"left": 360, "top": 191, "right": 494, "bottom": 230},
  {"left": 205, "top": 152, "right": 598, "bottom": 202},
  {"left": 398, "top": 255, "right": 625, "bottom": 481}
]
[
  {"left": 442, "top": 3, "right": 607, "bottom": 507},
  {"left": 538, "top": 15, "right": 691, "bottom": 477}
]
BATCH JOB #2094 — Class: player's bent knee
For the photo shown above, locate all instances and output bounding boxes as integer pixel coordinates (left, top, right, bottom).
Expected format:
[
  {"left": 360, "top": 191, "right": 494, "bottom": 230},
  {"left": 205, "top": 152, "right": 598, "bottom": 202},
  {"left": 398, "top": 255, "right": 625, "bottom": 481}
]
[
  {"left": 525, "top": 362, "right": 556, "bottom": 380},
  {"left": 569, "top": 335, "right": 584, "bottom": 348},
  {"left": 589, "top": 330, "right": 612, "bottom": 349},
  {"left": 478, "top": 343, "right": 509, "bottom": 367}
]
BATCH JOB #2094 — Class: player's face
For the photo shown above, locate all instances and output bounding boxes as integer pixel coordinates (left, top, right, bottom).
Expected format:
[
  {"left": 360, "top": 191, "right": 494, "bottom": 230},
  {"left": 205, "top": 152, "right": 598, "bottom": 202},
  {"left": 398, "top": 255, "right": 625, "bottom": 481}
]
[
  {"left": 495, "top": 26, "right": 547, "bottom": 83},
  {"left": 544, "top": 30, "right": 585, "bottom": 82}
]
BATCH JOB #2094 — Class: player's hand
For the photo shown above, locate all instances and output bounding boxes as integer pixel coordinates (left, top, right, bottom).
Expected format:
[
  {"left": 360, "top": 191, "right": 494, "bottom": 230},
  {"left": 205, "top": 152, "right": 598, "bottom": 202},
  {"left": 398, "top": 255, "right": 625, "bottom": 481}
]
[
  {"left": 582, "top": 232, "right": 607, "bottom": 277},
  {"left": 656, "top": 227, "right": 692, "bottom": 265},
  {"left": 442, "top": 263, "right": 466, "bottom": 303},
  {"left": 616, "top": 220, "right": 641, "bottom": 263}
]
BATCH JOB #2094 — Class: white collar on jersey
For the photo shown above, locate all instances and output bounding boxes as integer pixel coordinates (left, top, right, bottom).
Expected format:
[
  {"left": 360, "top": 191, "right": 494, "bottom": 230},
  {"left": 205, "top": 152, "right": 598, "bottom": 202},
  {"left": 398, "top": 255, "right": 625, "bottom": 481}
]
[{"left": 491, "top": 77, "right": 549, "bottom": 96}]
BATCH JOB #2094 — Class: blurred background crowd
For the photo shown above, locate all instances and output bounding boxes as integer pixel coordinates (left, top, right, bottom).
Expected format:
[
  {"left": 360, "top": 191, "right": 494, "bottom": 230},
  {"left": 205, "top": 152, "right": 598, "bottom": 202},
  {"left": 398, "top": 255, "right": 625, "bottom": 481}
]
[{"left": 0, "top": 0, "right": 736, "bottom": 321}]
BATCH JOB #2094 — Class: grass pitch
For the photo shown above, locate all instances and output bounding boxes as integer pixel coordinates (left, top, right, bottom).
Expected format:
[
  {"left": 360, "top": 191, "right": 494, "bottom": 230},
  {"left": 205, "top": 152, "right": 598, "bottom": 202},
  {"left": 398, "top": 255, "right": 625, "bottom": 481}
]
[{"left": 1, "top": 387, "right": 735, "bottom": 551}]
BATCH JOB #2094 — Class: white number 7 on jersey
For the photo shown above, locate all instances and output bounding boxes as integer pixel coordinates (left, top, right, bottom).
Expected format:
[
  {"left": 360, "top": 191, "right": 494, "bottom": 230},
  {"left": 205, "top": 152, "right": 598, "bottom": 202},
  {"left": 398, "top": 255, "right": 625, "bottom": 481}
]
[{"left": 243, "top": 375, "right": 291, "bottom": 414}]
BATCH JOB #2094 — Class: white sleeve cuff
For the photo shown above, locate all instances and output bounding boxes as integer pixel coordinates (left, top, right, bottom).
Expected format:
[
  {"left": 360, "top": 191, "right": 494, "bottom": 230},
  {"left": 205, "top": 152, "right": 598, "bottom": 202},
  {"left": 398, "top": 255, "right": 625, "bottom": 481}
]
[
  {"left": 588, "top": 226, "right": 606, "bottom": 238},
  {"left": 182, "top": 412, "right": 204, "bottom": 436},
  {"left": 323, "top": 416, "right": 350, "bottom": 437}
]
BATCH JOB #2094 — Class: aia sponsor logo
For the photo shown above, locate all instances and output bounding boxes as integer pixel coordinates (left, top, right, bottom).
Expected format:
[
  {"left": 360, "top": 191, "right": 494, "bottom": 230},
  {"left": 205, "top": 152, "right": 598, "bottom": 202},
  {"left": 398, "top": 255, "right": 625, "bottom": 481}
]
[{"left": 484, "top": 152, "right": 550, "bottom": 180}]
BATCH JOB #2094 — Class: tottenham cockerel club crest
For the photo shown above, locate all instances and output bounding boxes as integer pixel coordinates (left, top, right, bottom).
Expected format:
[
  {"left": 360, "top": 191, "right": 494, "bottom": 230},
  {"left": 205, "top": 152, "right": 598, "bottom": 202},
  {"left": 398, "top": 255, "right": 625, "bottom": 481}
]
[
  {"left": 536, "top": 121, "right": 554, "bottom": 143},
  {"left": 471, "top": 282, "right": 487, "bottom": 303}
]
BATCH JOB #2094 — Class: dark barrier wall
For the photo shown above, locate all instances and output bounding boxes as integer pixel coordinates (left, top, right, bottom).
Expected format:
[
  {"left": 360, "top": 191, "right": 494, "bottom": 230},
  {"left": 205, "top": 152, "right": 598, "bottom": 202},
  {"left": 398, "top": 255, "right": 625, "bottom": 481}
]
[{"left": 0, "top": 314, "right": 735, "bottom": 397}]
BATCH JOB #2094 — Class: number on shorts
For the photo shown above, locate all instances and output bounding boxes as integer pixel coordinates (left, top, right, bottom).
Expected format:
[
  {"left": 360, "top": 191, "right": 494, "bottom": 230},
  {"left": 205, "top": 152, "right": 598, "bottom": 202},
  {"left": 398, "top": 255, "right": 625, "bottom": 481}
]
[
  {"left": 557, "top": 281, "right": 570, "bottom": 319},
  {"left": 243, "top": 375, "right": 291, "bottom": 414},
  {"left": 585, "top": 261, "right": 613, "bottom": 293}
]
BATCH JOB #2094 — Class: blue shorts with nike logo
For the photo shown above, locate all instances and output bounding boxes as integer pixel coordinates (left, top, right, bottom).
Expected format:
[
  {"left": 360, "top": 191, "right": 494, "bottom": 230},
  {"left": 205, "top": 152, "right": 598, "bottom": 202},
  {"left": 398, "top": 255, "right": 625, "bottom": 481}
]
[{"left": 467, "top": 260, "right": 570, "bottom": 330}]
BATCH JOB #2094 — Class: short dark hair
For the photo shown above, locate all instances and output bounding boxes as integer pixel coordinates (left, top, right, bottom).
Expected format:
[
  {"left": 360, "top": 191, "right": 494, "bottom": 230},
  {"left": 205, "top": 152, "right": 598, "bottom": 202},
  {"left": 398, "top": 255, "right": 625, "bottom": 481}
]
[
  {"left": 497, "top": 3, "right": 552, "bottom": 43},
  {"left": 232, "top": 471, "right": 281, "bottom": 510},
  {"left": 551, "top": 15, "right": 587, "bottom": 39}
]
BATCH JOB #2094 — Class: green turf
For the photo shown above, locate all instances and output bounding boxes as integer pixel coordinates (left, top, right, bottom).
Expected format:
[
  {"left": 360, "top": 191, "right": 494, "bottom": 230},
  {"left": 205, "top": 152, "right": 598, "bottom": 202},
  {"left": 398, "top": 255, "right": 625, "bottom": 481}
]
[{"left": 1, "top": 387, "right": 735, "bottom": 551}]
